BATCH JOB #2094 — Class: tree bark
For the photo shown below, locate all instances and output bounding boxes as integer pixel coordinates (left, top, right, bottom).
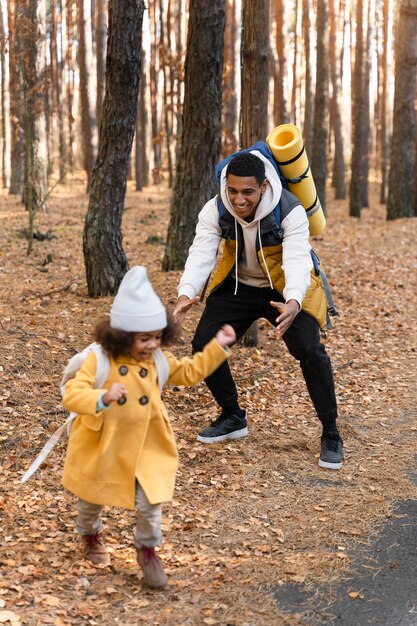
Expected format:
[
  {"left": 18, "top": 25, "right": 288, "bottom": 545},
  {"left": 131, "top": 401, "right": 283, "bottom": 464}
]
[
  {"left": 274, "top": 0, "right": 289, "bottom": 123},
  {"left": 291, "top": 0, "right": 301, "bottom": 126},
  {"left": 240, "top": 0, "right": 270, "bottom": 347},
  {"left": 0, "top": 0, "right": 7, "bottom": 187},
  {"left": 83, "top": 0, "right": 145, "bottom": 296},
  {"left": 222, "top": 0, "right": 238, "bottom": 157},
  {"left": 386, "top": 0, "right": 417, "bottom": 219},
  {"left": 96, "top": 0, "right": 107, "bottom": 132},
  {"left": 360, "top": 0, "right": 371, "bottom": 208},
  {"left": 379, "top": 0, "right": 389, "bottom": 204},
  {"left": 241, "top": 0, "right": 269, "bottom": 147},
  {"left": 8, "top": 1, "right": 24, "bottom": 194},
  {"left": 65, "top": 0, "right": 75, "bottom": 172},
  {"left": 349, "top": 0, "right": 365, "bottom": 217},
  {"left": 162, "top": 0, "right": 225, "bottom": 271},
  {"left": 329, "top": 0, "right": 345, "bottom": 199},
  {"left": 77, "top": 0, "right": 95, "bottom": 189},
  {"left": 149, "top": 0, "right": 162, "bottom": 182},
  {"left": 135, "top": 48, "right": 149, "bottom": 191},
  {"left": 302, "top": 0, "right": 313, "bottom": 158},
  {"left": 160, "top": 0, "right": 174, "bottom": 187},
  {"left": 311, "top": 0, "right": 329, "bottom": 214}
]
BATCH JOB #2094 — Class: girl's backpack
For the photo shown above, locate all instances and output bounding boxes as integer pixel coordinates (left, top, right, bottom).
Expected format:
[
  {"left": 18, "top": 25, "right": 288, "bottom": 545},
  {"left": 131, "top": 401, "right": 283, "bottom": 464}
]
[{"left": 21, "top": 344, "right": 169, "bottom": 483}]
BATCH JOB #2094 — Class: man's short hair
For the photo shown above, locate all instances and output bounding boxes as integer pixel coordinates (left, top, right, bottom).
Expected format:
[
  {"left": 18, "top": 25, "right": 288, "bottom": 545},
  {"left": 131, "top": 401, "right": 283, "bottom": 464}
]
[{"left": 225, "top": 152, "right": 266, "bottom": 186}]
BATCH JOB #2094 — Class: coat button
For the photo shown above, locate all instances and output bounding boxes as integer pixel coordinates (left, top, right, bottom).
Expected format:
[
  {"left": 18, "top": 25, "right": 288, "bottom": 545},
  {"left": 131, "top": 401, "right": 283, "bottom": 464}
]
[
  {"left": 117, "top": 396, "right": 127, "bottom": 405},
  {"left": 119, "top": 365, "right": 128, "bottom": 376},
  {"left": 139, "top": 368, "right": 148, "bottom": 378},
  {"left": 139, "top": 396, "right": 149, "bottom": 406}
]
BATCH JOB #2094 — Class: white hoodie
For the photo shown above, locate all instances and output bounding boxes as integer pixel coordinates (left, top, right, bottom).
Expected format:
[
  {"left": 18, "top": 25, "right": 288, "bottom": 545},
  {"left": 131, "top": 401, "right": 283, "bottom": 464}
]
[{"left": 178, "top": 151, "right": 313, "bottom": 308}]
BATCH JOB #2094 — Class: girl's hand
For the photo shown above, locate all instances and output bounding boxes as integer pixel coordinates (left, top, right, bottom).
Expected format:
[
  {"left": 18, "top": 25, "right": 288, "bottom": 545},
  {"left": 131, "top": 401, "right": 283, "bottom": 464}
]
[
  {"left": 215, "top": 324, "right": 236, "bottom": 348},
  {"left": 270, "top": 299, "right": 300, "bottom": 338},
  {"left": 102, "top": 383, "right": 127, "bottom": 405}
]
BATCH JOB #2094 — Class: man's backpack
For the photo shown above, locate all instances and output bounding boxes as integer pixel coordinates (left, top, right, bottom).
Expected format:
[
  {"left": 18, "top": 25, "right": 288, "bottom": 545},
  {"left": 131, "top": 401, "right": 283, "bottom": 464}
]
[{"left": 21, "top": 344, "right": 169, "bottom": 484}]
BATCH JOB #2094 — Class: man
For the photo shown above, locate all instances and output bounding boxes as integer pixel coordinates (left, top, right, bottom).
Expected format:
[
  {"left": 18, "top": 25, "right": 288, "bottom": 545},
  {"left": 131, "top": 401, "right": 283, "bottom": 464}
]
[{"left": 173, "top": 148, "right": 343, "bottom": 470}]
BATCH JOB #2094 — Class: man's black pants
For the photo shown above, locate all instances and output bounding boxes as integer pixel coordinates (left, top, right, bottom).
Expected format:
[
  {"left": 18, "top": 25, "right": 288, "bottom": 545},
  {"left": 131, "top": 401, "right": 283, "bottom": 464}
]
[{"left": 192, "top": 277, "right": 338, "bottom": 426}]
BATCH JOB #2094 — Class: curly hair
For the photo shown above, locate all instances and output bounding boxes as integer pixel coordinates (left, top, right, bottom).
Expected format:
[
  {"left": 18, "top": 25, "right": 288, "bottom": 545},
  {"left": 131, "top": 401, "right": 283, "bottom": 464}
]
[
  {"left": 93, "top": 314, "right": 179, "bottom": 359},
  {"left": 226, "top": 152, "right": 266, "bottom": 186}
]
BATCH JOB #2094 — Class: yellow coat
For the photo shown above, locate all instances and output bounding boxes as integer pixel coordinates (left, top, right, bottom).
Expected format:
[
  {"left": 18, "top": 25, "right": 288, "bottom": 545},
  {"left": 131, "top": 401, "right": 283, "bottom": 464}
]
[{"left": 62, "top": 338, "right": 229, "bottom": 508}]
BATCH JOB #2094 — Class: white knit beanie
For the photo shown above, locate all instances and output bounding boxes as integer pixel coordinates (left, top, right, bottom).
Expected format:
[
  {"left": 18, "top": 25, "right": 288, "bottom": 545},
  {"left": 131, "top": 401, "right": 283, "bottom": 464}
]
[{"left": 110, "top": 266, "right": 167, "bottom": 332}]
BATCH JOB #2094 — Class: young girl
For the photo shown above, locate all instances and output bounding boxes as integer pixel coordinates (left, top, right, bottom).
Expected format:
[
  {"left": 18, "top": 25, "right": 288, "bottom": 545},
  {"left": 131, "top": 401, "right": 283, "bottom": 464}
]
[{"left": 62, "top": 266, "right": 235, "bottom": 588}]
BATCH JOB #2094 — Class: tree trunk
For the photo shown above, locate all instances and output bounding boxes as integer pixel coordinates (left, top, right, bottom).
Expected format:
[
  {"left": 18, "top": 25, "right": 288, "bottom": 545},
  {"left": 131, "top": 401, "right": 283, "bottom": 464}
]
[
  {"left": 17, "top": 0, "right": 43, "bottom": 252},
  {"left": 149, "top": 0, "right": 162, "bottom": 182},
  {"left": 83, "top": 0, "right": 145, "bottom": 296},
  {"left": 77, "top": 0, "right": 95, "bottom": 189},
  {"left": 349, "top": 0, "right": 365, "bottom": 217},
  {"left": 160, "top": 0, "right": 174, "bottom": 187},
  {"left": 135, "top": 48, "right": 149, "bottom": 191},
  {"left": 311, "top": 0, "right": 329, "bottom": 214},
  {"left": 162, "top": 0, "right": 225, "bottom": 271},
  {"left": 241, "top": 0, "right": 269, "bottom": 147},
  {"left": 291, "top": 0, "right": 301, "bottom": 126},
  {"left": 8, "top": 1, "right": 24, "bottom": 194},
  {"left": 222, "top": 0, "right": 238, "bottom": 157},
  {"left": 36, "top": 0, "right": 48, "bottom": 205},
  {"left": 96, "top": 0, "right": 107, "bottom": 133},
  {"left": 302, "top": 0, "right": 313, "bottom": 158},
  {"left": 360, "top": 0, "right": 371, "bottom": 208},
  {"left": 0, "top": 0, "right": 7, "bottom": 187},
  {"left": 65, "top": 0, "right": 75, "bottom": 172},
  {"left": 379, "top": 0, "right": 389, "bottom": 204},
  {"left": 386, "top": 0, "right": 417, "bottom": 219},
  {"left": 274, "top": 0, "right": 289, "bottom": 123},
  {"left": 174, "top": 0, "right": 186, "bottom": 149},
  {"left": 241, "top": 0, "right": 270, "bottom": 348},
  {"left": 329, "top": 0, "right": 345, "bottom": 199}
]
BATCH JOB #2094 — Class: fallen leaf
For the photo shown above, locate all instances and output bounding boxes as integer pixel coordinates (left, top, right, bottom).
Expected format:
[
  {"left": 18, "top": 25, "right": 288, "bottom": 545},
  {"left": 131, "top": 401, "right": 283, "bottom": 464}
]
[
  {"left": 0, "top": 610, "right": 21, "bottom": 625},
  {"left": 42, "top": 595, "right": 60, "bottom": 607}
]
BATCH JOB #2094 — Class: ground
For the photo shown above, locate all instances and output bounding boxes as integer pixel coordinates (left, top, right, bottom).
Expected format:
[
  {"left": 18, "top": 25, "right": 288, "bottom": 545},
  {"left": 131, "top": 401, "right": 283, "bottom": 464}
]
[{"left": 0, "top": 176, "right": 416, "bottom": 626}]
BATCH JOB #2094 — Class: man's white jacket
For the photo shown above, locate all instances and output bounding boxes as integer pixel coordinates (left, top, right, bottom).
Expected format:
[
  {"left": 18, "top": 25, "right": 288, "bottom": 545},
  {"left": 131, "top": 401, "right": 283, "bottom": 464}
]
[{"left": 178, "top": 150, "right": 313, "bottom": 308}]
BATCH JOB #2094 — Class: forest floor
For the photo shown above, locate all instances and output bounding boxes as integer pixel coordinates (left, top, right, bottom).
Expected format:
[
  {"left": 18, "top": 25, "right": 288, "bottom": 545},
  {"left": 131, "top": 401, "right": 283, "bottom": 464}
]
[{"left": 0, "top": 175, "right": 416, "bottom": 626}]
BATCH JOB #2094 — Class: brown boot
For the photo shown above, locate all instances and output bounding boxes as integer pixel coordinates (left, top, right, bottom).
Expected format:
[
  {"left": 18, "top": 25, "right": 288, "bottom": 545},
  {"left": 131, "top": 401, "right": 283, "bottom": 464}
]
[
  {"left": 136, "top": 546, "right": 168, "bottom": 588},
  {"left": 80, "top": 532, "right": 111, "bottom": 566}
]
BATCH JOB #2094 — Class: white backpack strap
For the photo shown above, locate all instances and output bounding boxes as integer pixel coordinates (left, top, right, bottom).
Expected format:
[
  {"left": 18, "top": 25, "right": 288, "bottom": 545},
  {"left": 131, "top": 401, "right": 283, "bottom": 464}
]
[
  {"left": 152, "top": 348, "right": 169, "bottom": 393},
  {"left": 91, "top": 344, "right": 111, "bottom": 389},
  {"left": 21, "top": 412, "right": 77, "bottom": 483},
  {"left": 22, "top": 345, "right": 111, "bottom": 484}
]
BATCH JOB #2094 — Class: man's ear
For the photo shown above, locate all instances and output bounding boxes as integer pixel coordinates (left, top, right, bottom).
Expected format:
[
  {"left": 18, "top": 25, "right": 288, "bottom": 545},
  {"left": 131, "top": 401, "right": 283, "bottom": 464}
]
[{"left": 260, "top": 179, "right": 268, "bottom": 193}]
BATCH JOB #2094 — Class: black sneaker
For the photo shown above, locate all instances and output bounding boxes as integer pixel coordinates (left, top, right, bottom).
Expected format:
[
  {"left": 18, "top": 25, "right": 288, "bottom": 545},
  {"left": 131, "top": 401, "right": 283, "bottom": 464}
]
[
  {"left": 319, "top": 434, "right": 344, "bottom": 470},
  {"left": 197, "top": 411, "right": 248, "bottom": 443}
]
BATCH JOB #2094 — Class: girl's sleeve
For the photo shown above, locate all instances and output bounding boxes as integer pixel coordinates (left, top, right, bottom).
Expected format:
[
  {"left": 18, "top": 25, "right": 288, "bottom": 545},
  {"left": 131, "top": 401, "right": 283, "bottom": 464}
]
[
  {"left": 63, "top": 352, "right": 107, "bottom": 417},
  {"left": 166, "top": 338, "right": 230, "bottom": 387}
]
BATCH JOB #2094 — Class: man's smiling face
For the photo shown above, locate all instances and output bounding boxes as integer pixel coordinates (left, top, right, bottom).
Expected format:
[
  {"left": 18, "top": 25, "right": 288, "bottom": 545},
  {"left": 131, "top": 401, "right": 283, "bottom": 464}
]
[{"left": 226, "top": 174, "right": 267, "bottom": 222}]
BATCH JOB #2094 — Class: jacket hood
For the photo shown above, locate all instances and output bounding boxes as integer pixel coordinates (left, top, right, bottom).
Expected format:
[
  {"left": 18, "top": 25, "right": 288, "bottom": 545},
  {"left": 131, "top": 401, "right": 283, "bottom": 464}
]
[{"left": 219, "top": 150, "right": 283, "bottom": 228}]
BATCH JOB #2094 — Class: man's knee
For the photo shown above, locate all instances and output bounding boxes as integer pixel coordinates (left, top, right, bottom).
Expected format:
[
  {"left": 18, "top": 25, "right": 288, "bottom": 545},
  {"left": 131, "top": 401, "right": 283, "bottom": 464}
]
[
  {"left": 191, "top": 324, "right": 218, "bottom": 354},
  {"left": 286, "top": 341, "right": 326, "bottom": 363}
]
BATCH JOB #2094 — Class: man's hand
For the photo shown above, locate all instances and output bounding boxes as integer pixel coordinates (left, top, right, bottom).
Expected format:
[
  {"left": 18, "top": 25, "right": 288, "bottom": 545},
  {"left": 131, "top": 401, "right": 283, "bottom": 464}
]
[
  {"left": 102, "top": 383, "right": 127, "bottom": 405},
  {"left": 172, "top": 295, "right": 200, "bottom": 324},
  {"left": 270, "top": 299, "right": 300, "bottom": 338},
  {"left": 215, "top": 324, "right": 237, "bottom": 348}
]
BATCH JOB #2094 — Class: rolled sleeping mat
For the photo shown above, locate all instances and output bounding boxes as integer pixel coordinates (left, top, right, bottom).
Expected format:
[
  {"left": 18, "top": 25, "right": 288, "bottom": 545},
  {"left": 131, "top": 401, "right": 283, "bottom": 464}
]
[{"left": 266, "top": 124, "right": 326, "bottom": 236}]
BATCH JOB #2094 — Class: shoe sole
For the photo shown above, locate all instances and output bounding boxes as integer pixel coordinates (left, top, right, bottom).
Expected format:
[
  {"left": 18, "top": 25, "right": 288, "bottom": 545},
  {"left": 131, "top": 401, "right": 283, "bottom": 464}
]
[
  {"left": 318, "top": 458, "right": 343, "bottom": 470},
  {"left": 197, "top": 427, "right": 249, "bottom": 444}
]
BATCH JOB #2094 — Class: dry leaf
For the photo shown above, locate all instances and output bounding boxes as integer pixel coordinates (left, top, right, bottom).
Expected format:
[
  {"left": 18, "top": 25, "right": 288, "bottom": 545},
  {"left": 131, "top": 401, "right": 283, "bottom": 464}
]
[
  {"left": 42, "top": 595, "right": 60, "bottom": 607},
  {"left": 0, "top": 611, "right": 21, "bottom": 625}
]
